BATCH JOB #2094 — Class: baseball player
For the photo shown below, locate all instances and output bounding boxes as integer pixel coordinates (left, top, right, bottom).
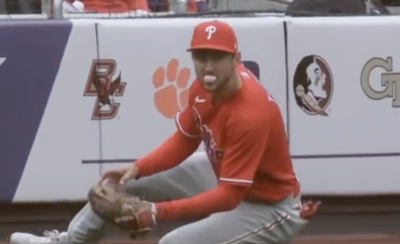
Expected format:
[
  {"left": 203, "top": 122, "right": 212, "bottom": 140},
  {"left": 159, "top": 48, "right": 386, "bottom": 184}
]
[{"left": 10, "top": 20, "right": 319, "bottom": 244}]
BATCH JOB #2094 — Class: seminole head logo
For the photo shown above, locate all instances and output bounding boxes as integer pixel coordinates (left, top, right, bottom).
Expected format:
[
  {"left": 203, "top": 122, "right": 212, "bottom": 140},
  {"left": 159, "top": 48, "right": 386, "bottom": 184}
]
[{"left": 293, "top": 55, "right": 334, "bottom": 116}]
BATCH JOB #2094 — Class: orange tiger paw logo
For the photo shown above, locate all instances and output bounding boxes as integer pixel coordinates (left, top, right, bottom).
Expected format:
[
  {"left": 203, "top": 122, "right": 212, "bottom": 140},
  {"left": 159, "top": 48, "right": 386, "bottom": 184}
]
[{"left": 152, "top": 58, "right": 191, "bottom": 119}]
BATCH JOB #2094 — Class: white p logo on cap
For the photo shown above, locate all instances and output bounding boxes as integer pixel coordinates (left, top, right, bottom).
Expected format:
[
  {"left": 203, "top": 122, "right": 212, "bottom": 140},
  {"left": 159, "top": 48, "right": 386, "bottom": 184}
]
[{"left": 205, "top": 25, "right": 216, "bottom": 40}]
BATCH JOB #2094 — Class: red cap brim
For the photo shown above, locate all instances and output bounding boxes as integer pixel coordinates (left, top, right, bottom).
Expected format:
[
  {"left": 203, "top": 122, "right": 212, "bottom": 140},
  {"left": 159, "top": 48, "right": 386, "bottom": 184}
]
[{"left": 187, "top": 44, "right": 236, "bottom": 53}]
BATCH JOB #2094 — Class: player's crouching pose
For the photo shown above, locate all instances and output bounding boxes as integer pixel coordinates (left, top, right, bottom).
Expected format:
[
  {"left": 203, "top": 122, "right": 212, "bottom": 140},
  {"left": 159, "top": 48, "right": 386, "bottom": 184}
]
[{"left": 10, "top": 20, "right": 320, "bottom": 244}]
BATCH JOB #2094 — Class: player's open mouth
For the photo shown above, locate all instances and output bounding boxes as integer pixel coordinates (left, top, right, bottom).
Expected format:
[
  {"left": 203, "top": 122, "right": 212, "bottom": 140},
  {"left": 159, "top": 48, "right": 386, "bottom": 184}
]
[{"left": 204, "top": 75, "right": 217, "bottom": 83}]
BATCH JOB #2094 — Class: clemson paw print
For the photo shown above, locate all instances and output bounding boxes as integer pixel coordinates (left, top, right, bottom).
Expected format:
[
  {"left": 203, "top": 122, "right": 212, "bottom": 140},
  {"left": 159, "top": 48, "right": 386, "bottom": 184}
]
[{"left": 152, "top": 58, "right": 191, "bottom": 119}]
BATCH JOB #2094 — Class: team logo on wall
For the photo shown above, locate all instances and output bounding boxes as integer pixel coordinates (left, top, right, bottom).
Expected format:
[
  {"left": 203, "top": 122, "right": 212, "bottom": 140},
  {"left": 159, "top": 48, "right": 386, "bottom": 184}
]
[
  {"left": 360, "top": 57, "right": 400, "bottom": 108},
  {"left": 293, "top": 55, "right": 334, "bottom": 116},
  {"left": 83, "top": 59, "right": 126, "bottom": 120}
]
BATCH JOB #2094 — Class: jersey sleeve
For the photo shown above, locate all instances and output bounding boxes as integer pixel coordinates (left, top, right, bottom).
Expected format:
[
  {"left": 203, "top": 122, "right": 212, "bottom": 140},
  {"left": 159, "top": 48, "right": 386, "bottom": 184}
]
[
  {"left": 175, "top": 80, "right": 201, "bottom": 138},
  {"left": 219, "top": 115, "right": 270, "bottom": 186}
]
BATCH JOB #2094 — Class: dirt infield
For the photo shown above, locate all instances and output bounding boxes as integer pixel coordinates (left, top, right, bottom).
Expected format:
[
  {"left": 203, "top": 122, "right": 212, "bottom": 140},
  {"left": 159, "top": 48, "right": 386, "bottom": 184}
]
[
  {"left": 99, "top": 234, "right": 400, "bottom": 244},
  {"left": 2, "top": 232, "right": 400, "bottom": 244},
  {"left": 1, "top": 229, "right": 400, "bottom": 244},
  {"left": 2, "top": 234, "right": 400, "bottom": 244},
  {"left": 1, "top": 196, "right": 400, "bottom": 244},
  {"left": 294, "top": 234, "right": 400, "bottom": 244}
]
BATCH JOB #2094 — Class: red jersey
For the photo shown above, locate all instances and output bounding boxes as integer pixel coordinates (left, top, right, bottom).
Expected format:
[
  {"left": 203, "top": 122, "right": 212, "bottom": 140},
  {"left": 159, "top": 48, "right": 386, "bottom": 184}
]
[{"left": 176, "top": 65, "right": 299, "bottom": 202}]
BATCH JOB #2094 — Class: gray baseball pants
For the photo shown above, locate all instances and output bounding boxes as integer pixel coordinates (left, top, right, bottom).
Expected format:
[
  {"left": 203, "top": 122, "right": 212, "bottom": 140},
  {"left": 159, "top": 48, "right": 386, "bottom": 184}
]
[{"left": 67, "top": 152, "right": 308, "bottom": 244}]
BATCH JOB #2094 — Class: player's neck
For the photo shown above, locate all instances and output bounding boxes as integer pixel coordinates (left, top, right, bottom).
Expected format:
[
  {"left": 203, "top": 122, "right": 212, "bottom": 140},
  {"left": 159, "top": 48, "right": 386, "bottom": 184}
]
[{"left": 212, "top": 72, "right": 242, "bottom": 106}]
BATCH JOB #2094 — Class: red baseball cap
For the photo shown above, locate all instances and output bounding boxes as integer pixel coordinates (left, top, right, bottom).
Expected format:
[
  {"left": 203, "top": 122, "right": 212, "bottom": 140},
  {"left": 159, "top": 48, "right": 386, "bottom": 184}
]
[{"left": 187, "top": 20, "right": 238, "bottom": 53}]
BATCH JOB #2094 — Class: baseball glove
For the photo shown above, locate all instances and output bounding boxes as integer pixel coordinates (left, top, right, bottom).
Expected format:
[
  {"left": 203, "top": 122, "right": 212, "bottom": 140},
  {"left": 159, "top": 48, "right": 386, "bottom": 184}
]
[{"left": 88, "top": 184, "right": 157, "bottom": 236}]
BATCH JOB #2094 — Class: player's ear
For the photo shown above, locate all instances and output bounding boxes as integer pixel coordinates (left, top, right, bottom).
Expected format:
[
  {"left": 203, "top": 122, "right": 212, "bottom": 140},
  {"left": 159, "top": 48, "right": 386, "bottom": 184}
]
[{"left": 233, "top": 52, "right": 241, "bottom": 65}]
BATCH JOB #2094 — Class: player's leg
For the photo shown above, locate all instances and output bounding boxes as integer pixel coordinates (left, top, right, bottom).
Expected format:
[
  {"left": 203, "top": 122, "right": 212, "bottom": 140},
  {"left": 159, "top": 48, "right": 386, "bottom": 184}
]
[
  {"left": 125, "top": 151, "right": 216, "bottom": 201},
  {"left": 158, "top": 194, "right": 308, "bottom": 244},
  {"left": 10, "top": 152, "right": 215, "bottom": 244},
  {"left": 67, "top": 151, "right": 216, "bottom": 244}
]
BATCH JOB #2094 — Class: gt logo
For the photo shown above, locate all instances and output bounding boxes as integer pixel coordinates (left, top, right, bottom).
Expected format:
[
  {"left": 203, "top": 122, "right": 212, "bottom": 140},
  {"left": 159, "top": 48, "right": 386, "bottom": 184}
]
[
  {"left": 205, "top": 25, "right": 216, "bottom": 40},
  {"left": 361, "top": 57, "right": 400, "bottom": 107},
  {"left": 83, "top": 59, "right": 127, "bottom": 120}
]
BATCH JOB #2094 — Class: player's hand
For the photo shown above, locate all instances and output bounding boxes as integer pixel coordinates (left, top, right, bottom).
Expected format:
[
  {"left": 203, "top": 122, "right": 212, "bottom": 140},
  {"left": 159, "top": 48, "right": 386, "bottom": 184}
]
[
  {"left": 99, "top": 164, "right": 139, "bottom": 186},
  {"left": 88, "top": 183, "right": 157, "bottom": 238},
  {"left": 299, "top": 201, "right": 321, "bottom": 219}
]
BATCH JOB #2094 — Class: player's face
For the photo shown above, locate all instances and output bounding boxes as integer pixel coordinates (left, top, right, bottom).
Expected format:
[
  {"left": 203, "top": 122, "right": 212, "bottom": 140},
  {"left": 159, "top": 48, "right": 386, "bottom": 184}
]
[{"left": 191, "top": 49, "right": 239, "bottom": 92}]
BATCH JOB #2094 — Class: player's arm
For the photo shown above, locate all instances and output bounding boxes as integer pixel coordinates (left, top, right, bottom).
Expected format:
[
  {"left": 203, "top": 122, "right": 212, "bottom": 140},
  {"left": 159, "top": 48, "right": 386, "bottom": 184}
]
[
  {"left": 155, "top": 114, "right": 270, "bottom": 220},
  {"left": 134, "top": 84, "right": 202, "bottom": 177}
]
